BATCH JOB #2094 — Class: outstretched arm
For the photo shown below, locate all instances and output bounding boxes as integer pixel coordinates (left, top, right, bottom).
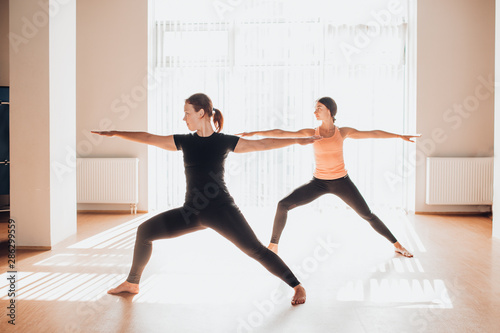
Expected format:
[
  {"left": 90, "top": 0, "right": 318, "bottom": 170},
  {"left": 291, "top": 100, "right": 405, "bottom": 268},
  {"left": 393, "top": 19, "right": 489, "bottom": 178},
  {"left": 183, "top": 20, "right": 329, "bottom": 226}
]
[
  {"left": 234, "top": 136, "right": 321, "bottom": 153},
  {"left": 237, "top": 128, "right": 315, "bottom": 138},
  {"left": 339, "top": 127, "right": 420, "bottom": 142},
  {"left": 91, "top": 131, "right": 177, "bottom": 151}
]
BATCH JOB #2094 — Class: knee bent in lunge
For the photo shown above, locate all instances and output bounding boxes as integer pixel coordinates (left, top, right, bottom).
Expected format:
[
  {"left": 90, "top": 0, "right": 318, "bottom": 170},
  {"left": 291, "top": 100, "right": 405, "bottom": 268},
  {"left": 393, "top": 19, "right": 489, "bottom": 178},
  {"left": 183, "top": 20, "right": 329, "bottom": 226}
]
[
  {"left": 136, "top": 222, "right": 155, "bottom": 242},
  {"left": 278, "top": 199, "right": 297, "bottom": 212}
]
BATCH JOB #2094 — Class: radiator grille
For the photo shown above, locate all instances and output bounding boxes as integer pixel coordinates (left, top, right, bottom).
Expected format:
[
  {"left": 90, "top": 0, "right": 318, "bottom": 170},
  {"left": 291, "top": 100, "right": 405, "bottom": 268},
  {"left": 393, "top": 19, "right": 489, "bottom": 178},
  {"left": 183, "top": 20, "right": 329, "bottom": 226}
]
[
  {"left": 77, "top": 158, "right": 139, "bottom": 211},
  {"left": 426, "top": 157, "right": 493, "bottom": 205}
]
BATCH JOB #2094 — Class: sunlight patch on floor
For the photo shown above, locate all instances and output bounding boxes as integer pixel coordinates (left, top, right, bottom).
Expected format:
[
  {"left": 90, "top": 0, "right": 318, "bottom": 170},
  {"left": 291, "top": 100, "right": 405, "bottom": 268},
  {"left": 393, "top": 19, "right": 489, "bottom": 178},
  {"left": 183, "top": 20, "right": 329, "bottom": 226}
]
[
  {"left": 0, "top": 272, "right": 124, "bottom": 302},
  {"left": 33, "top": 254, "right": 130, "bottom": 268},
  {"left": 68, "top": 214, "right": 153, "bottom": 249},
  {"left": 336, "top": 278, "right": 453, "bottom": 308},
  {"left": 368, "top": 258, "right": 425, "bottom": 273}
]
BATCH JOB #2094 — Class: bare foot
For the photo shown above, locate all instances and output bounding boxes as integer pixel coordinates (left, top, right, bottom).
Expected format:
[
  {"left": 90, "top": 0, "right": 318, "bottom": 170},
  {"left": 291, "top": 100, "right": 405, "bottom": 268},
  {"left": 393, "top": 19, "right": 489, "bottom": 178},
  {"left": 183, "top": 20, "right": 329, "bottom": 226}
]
[
  {"left": 394, "top": 242, "right": 413, "bottom": 258},
  {"left": 291, "top": 284, "right": 306, "bottom": 305},
  {"left": 267, "top": 243, "right": 279, "bottom": 254},
  {"left": 107, "top": 281, "right": 140, "bottom": 295}
]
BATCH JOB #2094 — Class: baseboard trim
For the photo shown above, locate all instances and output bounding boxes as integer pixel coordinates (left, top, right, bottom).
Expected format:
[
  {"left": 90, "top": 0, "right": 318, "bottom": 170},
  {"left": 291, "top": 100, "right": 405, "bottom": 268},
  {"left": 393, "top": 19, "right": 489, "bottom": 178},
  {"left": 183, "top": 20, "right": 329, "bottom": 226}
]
[{"left": 415, "top": 211, "right": 491, "bottom": 216}]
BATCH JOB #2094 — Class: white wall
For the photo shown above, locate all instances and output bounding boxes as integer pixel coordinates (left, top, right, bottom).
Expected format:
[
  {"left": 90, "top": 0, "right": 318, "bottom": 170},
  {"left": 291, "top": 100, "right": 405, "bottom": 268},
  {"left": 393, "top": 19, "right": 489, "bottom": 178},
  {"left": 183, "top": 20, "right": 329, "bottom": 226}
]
[
  {"left": 76, "top": 0, "right": 149, "bottom": 212},
  {"left": 10, "top": 0, "right": 50, "bottom": 246},
  {"left": 0, "top": 0, "right": 8, "bottom": 86},
  {"left": 10, "top": 0, "right": 76, "bottom": 247},
  {"left": 416, "top": 0, "right": 495, "bottom": 213},
  {"left": 49, "top": 0, "right": 77, "bottom": 245},
  {"left": 494, "top": 0, "right": 500, "bottom": 239}
]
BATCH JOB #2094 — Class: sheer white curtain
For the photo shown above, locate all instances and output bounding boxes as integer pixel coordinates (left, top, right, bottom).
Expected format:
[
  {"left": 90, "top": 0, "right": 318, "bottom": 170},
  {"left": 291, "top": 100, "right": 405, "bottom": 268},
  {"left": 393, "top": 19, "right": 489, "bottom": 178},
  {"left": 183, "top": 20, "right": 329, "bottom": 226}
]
[{"left": 149, "top": 1, "right": 408, "bottom": 211}]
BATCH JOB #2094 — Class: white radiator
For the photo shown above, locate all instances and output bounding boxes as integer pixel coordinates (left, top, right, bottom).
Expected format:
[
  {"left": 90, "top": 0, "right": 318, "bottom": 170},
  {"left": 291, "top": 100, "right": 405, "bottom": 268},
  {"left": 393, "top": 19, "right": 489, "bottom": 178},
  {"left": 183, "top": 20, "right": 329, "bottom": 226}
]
[
  {"left": 426, "top": 157, "right": 493, "bottom": 205},
  {"left": 77, "top": 158, "right": 139, "bottom": 214}
]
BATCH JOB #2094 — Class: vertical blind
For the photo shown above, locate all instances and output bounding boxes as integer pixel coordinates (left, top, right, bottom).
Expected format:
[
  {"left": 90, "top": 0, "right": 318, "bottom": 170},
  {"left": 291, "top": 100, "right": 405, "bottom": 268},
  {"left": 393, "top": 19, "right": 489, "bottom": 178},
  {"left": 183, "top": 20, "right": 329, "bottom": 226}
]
[{"left": 149, "top": 14, "right": 408, "bottom": 211}]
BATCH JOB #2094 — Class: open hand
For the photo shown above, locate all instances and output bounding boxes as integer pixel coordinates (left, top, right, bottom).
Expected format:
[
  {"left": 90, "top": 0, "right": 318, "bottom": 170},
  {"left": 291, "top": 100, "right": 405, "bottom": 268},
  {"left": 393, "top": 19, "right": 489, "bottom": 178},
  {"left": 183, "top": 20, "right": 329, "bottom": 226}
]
[
  {"left": 400, "top": 134, "right": 421, "bottom": 143},
  {"left": 91, "top": 131, "right": 116, "bottom": 137}
]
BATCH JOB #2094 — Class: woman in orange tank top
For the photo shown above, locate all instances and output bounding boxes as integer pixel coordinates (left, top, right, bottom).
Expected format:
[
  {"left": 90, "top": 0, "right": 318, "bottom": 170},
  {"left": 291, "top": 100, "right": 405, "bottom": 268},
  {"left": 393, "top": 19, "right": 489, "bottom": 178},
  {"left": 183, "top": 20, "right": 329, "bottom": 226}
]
[{"left": 239, "top": 97, "right": 419, "bottom": 258}]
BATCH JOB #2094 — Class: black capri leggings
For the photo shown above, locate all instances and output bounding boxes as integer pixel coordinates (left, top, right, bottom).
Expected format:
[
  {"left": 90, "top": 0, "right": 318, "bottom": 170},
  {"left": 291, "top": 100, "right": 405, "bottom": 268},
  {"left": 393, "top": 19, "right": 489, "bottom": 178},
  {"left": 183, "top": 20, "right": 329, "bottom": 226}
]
[
  {"left": 126, "top": 201, "right": 300, "bottom": 288},
  {"left": 270, "top": 175, "right": 398, "bottom": 244}
]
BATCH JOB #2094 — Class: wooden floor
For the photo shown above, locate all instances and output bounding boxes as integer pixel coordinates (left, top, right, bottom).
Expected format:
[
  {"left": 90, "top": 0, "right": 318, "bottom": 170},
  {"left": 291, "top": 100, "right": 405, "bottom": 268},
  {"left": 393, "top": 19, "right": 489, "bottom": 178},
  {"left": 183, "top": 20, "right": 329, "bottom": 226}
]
[{"left": 0, "top": 207, "right": 499, "bottom": 333}]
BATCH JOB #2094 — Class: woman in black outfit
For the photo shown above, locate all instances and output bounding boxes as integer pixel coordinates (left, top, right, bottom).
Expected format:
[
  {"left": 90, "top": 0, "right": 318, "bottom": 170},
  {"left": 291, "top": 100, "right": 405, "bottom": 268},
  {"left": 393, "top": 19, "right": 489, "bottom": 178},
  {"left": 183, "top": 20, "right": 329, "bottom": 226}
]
[{"left": 92, "top": 93, "right": 319, "bottom": 305}]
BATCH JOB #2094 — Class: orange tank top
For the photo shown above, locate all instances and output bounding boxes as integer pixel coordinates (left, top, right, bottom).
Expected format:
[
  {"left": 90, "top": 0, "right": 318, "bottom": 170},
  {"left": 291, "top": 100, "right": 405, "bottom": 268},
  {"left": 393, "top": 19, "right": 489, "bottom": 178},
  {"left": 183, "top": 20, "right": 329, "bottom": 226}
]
[{"left": 313, "top": 126, "right": 348, "bottom": 180}]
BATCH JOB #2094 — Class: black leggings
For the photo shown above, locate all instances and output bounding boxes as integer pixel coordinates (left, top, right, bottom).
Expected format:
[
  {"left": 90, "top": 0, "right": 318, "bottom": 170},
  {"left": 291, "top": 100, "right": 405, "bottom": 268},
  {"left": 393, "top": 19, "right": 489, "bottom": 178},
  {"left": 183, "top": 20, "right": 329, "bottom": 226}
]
[
  {"left": 270, "top": 175, "right": 398, "bottom": 244},
  {"left": 126, "top": 201, "right": 300, "bottom": 288}
]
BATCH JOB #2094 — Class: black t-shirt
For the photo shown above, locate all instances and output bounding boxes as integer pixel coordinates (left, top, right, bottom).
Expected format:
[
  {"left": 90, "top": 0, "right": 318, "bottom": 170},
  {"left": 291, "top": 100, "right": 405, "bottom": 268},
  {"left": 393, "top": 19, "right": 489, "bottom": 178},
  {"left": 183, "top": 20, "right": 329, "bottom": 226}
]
[{"left": 174, "top": 132, "right": 240, "bottom": 206}]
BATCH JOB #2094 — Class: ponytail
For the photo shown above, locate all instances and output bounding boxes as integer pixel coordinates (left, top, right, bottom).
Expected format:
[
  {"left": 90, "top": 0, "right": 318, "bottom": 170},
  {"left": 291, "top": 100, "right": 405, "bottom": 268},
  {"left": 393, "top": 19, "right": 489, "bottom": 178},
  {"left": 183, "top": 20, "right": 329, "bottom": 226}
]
[
  {"left": 185, "top": 93, "right": 224, "bottom": 132},
  {"left": 213, "top": 108, "right": 224, "bottom": 133}
]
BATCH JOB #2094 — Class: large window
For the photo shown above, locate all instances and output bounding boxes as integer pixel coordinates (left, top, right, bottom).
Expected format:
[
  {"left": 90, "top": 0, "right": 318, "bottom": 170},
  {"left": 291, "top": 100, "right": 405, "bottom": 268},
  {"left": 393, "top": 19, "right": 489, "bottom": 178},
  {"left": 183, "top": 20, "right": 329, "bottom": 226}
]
[{"left": 149, "top": 0, "right": 410, "bottom": 211}]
